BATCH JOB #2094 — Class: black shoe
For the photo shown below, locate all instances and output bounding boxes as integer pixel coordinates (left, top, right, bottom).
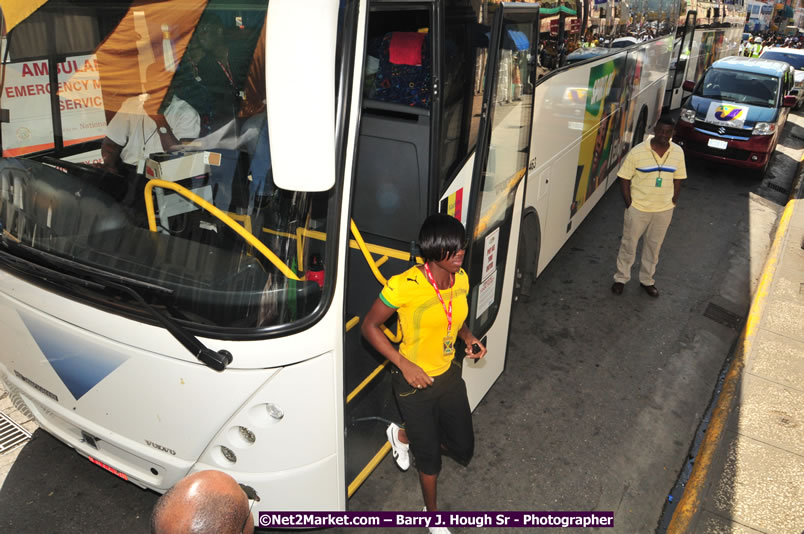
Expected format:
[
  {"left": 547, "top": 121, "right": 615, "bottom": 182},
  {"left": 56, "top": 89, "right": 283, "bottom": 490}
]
[
  {"left": 641, "top": 284, "right": 659, "bottom": 297},
  {"left": 611, "top": 282, "right": 624, "bottom": 295}
]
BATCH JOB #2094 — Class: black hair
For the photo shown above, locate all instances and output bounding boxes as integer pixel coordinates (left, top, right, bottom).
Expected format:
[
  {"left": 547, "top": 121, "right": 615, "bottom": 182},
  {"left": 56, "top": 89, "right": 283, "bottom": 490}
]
[
  {"left": 418, "top": 213, "right": 466, "bottom": 263},
  {"left": 657, "top": 114, "right": 676, "bottom": 127}
]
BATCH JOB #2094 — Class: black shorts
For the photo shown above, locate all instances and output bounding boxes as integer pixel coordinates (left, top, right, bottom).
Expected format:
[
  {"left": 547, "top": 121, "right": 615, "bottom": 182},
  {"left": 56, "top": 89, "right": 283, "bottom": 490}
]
[{"left": 392, "top": 362, "right": 474, "bottom": 475}]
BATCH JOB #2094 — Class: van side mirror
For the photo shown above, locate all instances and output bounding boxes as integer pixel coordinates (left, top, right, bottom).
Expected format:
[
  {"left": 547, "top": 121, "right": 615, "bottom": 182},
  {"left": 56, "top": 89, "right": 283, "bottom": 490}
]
[
  {"left": 782, "top": 95, "right": 797, "bottom": 107},
  {"left": 682, "top": 80, "right": 695, "bottom": 92}
]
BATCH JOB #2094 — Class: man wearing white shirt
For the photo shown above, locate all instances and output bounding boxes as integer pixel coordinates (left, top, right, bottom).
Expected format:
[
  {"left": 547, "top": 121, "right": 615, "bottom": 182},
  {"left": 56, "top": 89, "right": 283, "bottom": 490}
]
[{"left": 101, "top": 72, "right": 200, "bottom": 175}]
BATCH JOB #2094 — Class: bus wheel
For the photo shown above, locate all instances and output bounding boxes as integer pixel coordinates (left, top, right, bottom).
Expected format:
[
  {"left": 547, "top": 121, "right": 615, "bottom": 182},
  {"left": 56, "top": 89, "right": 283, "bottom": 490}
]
[
  {"left": 514, "top": 214, "right": 539, "bottom": 303},
  {"left": 633, "top": 109, "right": 647, "bottom": 147}
]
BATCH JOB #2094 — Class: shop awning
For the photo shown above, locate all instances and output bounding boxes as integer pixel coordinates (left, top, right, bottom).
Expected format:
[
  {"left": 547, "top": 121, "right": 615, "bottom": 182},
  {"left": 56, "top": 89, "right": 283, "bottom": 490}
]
[
  {"left": 507, "top": 29, "right": 530, "bottom": 50},
  {"left": 540, "top": 5, "right": 578, "bottom": 16}
]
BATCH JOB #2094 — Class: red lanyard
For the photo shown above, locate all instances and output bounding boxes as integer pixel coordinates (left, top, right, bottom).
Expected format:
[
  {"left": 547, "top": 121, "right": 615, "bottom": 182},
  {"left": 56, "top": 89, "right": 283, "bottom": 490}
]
[
  {"left": 423, "top": 263, "right": 454, "bottom": 335},
  {"left": 217, "top": 60, "right": 234, "bottom": 88}
]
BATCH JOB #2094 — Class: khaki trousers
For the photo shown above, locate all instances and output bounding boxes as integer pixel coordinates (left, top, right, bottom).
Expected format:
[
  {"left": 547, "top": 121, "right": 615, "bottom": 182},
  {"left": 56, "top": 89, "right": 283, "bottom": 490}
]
[{"left": 614, "top": 205, "right": 674, "bottom": 286}]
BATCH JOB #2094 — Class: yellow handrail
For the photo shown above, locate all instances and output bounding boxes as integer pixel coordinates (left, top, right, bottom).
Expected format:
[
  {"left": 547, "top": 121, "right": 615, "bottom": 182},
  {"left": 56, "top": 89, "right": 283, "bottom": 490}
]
[
  {"left": 261, "top": 226, "right": 420, "bottom": 263},
  {"left": 346, "top": 360, "right": 390, "bottom": 404},
  {"left": 349, "top": 220, "right": 403, "bottom": 343},
  {"left": 143, "top": 179, "right": 300, "bottom": 281},
  {"left": 347, "top": 442, "right": 391, "bottom": 497},
  {"left": 349, "top": 219, "right": 388, "bottom": 285}
]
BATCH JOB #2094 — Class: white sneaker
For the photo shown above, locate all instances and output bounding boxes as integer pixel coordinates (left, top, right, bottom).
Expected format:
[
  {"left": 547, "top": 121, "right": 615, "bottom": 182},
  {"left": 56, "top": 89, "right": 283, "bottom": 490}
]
[
  {"left": 428, "top": 527, "right": 451, "bottom": 534},
  {"left": 423, "top": 506, "right": 451, "bottom": 534},
  {"left": 386, "top": 423, "right": 410, "bottom": 471}
]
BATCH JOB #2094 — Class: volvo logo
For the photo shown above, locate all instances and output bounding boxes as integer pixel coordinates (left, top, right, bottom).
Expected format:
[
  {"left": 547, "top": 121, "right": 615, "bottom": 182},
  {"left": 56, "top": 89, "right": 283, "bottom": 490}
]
[
  {"left": 718, "top": 127, "right": 726, "bottom": 135},
  {"left": 145, "top": 439, "right": 176, "bottom": 455}
]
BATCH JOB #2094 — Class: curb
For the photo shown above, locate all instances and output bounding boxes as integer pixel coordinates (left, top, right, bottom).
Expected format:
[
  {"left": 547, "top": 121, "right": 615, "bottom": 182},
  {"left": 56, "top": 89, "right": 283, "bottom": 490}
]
[{"left": 666, "top": 154, "right": 804, "bottom": 533}]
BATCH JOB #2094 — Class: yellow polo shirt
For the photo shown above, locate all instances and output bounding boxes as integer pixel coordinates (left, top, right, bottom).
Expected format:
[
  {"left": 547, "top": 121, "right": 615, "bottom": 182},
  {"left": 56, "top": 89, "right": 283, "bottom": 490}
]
[
  {"left": 617, "top": 140, "right": 687, "bottom": 212},
  {"left": 380, "top": 265, "right": 469, "bottom": 377}
]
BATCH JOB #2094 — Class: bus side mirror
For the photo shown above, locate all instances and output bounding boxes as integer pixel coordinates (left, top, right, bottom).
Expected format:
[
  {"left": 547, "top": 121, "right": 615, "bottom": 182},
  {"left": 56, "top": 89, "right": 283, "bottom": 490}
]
[
  {"left": 682, "top": 80, "right": 695, "bottom": 92},
  {"left": 783, "top": 95, "right": 797, "bottom": 107},
  {"left": 266, "top": 0, "right": 338, "bottom": 192}
]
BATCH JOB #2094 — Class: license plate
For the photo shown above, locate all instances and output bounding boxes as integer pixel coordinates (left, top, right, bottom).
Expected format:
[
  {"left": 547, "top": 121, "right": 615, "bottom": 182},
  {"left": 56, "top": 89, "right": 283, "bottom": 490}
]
[
  {"left": 87, "top": 455, "right": 129, "bottom": 481},
  {"left": 708, "top": 138, "right": 728, "bottom": 150}
]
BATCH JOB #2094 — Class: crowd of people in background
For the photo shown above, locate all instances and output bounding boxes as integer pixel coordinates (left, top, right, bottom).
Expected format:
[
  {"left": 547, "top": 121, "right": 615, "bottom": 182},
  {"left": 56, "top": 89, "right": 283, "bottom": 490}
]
[{"left": 741, "top": 31, "right": 804, "bottom": 57}]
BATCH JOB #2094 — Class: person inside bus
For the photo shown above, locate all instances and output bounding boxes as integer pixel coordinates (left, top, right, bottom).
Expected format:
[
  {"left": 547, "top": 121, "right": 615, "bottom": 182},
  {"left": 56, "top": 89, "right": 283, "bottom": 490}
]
[
  {"left": 195, "top": 13, "right": 250, "bottom": 133},
  {"left": 100, "top": 62, "right": 201, "bottom": 179},
  {"left": 173, "top": 38, "right": 214, "bottom": 136},
  {"left": 190, "top": 13, "right": 256, "bottom": 212},
  {"left": 150, "top": 470, "right": 254, "bottom": 534},
  {"left": 361, "top": 214, "right": 487, "bottom": 534}
]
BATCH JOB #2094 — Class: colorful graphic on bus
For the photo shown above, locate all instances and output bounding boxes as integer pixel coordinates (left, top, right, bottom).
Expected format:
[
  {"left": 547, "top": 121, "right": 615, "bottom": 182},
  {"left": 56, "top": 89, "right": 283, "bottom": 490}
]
[
  {"left": 571, "top": 55, "right": 636, "bottom": 217},
  {"left": 694, "top": 30, "right": 725, "bottom": 81}
]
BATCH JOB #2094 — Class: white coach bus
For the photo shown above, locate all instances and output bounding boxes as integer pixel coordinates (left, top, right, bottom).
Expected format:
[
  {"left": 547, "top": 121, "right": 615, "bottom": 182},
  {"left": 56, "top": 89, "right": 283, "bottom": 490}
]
[
  {"left": 664, "top": 0, "right": 747, "bottom": 110},
  {"left": 0, "top": 0, "right": 680, "bottom": 521}
]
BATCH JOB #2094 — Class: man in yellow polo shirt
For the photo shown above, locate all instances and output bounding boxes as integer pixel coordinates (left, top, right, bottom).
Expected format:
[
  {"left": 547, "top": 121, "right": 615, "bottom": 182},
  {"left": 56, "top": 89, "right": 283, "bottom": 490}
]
[{"left": 611, "top": 115, "right": 686, "bottom": 297}]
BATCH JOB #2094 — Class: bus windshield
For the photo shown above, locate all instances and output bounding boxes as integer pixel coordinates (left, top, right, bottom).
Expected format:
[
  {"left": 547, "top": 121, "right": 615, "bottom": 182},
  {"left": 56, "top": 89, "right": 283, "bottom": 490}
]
[{"left": 0, "top": 0, "right": 329, "bottom": 334}]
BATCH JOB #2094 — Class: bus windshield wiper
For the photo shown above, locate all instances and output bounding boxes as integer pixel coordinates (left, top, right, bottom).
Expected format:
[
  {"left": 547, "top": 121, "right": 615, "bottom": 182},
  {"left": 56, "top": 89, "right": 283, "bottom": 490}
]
[{"left": 0, "top": 230, "right": 233, "bottom": 371}]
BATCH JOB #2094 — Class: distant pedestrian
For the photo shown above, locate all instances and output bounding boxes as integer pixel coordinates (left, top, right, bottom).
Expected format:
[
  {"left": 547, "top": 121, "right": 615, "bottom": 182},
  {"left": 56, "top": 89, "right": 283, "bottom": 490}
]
[
  {"left": 751, "top": 37, "right": 764, "bottom": 57},
  {"left": 611, "top": 115, "right": 686, "bottom": 298},
  {"left": 150, "top": 470, "right": 253, "bottom": 534}
]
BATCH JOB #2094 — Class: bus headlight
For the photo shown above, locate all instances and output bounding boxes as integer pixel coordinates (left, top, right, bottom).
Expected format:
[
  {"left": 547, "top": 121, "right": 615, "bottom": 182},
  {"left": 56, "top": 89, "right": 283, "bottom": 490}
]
[
  {"left": 680, "top": 108, "right": 696, "bottom": 123},
  {"left": 752, "top": 122, "right": 776, "bottom": 136}
]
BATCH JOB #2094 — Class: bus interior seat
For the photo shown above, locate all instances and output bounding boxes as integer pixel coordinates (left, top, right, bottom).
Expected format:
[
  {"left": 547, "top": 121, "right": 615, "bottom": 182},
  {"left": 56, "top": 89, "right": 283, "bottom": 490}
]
[{"left": 373, "top": 31, "right": 431, "bottom": 109}]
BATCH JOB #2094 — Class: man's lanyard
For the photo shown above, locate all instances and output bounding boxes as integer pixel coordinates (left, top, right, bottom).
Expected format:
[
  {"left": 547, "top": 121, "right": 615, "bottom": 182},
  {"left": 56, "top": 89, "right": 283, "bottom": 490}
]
[
  {"left": 217, "top": 59, "right": 235, "bottom": 88},
  {"left": 650, "top": 144, "right": 668, "bottom": 186},
  {"left": 423, "top": 263, "right": 454, "bottom": 336}
]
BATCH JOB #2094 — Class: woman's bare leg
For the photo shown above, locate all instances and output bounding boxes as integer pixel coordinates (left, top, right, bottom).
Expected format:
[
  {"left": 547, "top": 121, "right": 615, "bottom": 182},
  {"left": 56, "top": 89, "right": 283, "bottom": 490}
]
[{"left": 419, "top": 472, "right": 438, "bottom": 511}]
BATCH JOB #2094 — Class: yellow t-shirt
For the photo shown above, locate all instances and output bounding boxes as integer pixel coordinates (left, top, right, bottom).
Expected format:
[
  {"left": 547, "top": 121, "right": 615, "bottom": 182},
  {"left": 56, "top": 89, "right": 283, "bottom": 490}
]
[
  {"left": 617, "top": 140, "right": 687, "bottom": 212},
  {"left": 380, "top": 265, "right": 469, "bottom": 377}
]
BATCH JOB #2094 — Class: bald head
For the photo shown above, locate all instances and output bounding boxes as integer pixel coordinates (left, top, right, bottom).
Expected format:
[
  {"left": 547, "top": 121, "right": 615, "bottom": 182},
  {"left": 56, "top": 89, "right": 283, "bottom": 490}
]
[{"left": 151, "top": 470, "right": 253, "bottom": 534}]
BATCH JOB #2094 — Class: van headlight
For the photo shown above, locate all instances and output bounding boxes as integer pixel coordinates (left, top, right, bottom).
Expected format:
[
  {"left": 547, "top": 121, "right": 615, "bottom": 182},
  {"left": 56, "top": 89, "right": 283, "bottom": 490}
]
[
  {"left": 752, "top": 122, "right": 776, "bottom": 136},
  {"left": 680, "top": 108, "right": 696, "bottom": 123}
]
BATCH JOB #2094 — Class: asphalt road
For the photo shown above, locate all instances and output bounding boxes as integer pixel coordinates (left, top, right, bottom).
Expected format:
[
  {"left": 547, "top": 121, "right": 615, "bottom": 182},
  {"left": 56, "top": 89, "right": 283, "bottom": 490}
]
[{"left": 1, "top": 113, "right": 802, "bottom": 533}]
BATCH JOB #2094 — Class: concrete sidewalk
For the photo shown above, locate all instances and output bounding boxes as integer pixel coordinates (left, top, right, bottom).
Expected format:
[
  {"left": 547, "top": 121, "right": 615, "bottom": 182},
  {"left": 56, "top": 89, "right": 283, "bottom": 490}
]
[{"left": 668, "top": 164, "right": 804, "bottom": 533}]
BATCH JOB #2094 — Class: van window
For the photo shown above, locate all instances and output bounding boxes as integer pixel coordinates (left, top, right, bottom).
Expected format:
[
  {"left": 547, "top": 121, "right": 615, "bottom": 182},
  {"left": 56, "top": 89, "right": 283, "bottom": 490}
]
[{"left": 696, "top": 67, "right": 779, "bottom": 107}]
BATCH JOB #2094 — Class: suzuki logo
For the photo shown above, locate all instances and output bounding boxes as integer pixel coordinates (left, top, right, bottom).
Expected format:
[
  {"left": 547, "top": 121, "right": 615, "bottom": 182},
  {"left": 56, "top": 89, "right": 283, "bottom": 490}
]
[{"left": 718, "top": 127, "right": 726, "bottom": 135}]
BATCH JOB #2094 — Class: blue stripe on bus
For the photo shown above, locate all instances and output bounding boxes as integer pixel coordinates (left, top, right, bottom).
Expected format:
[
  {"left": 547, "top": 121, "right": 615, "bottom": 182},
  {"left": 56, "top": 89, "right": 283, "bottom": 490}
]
[{"left": 19, "top": 311, "right": 129, "bottom": 400}]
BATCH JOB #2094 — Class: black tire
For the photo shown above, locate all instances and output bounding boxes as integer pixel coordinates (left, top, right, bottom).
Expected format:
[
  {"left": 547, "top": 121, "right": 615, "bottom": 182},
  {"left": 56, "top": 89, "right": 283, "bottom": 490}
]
[
  {"left": 514, "top": 214, "right": 539, "bottom": 303},
  {"left": 633, "top": 109, "right": 647, "bottom": 148}
]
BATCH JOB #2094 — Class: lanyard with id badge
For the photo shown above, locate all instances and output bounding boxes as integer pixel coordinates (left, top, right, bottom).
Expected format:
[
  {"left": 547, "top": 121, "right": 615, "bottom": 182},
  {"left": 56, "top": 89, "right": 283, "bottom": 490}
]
[
  {"left": 651, "top": 149, "right": 666, "bottom": 188},
  {"left": 423, "top": 263, "right": 455, "bottom": 356}
]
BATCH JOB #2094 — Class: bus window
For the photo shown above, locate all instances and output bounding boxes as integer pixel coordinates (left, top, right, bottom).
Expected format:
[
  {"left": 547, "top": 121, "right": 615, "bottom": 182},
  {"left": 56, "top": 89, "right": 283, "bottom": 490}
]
[
  {"left": 0, "top": 0, "right": 333, "bottom": 334},
  {"left": 362, "top": 9, "right": 431, "bottom": 109},
  {"left": 437, "top": 3, "right": 487, "bottom": 191},
  {"left": 2, "top": 7, "right": 116, "bottom": 159}
]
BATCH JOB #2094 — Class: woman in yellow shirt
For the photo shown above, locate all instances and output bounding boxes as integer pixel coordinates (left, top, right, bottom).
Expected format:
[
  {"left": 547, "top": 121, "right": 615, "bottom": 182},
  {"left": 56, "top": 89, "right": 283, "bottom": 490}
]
[{"left": 362, "top": 214, "right": 486, "bottom": 531}]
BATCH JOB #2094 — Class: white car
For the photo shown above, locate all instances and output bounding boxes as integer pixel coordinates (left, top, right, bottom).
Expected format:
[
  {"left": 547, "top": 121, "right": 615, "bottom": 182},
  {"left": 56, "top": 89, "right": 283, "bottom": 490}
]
[{"left": 760, "top": 47, "right": 804, "bottom": 108}]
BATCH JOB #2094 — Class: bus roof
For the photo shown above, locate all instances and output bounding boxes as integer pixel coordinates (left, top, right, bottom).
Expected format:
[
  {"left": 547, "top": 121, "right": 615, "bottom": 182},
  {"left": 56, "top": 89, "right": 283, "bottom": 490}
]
[{"left": 711, "top": 56, "right": 792, "bottom": 77}]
